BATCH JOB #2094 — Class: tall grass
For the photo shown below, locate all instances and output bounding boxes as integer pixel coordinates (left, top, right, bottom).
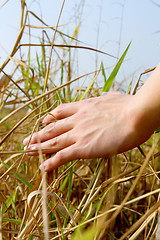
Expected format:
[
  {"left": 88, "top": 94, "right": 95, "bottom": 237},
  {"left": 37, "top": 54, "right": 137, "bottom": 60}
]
[{"left": 0, "top": 1, "right": 160, "bottom": 240}]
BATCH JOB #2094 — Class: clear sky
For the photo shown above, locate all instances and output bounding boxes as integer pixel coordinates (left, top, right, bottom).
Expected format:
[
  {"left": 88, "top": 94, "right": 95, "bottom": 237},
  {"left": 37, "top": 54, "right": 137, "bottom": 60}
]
[{"left": 0, "top": 0, "right": 159, "bottom": 89}]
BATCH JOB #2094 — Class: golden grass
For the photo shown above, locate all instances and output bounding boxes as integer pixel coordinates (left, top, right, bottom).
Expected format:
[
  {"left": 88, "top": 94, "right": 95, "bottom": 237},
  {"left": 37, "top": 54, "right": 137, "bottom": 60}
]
[{"left": 0, "top": 1, "right": 160, "bottom": 240}]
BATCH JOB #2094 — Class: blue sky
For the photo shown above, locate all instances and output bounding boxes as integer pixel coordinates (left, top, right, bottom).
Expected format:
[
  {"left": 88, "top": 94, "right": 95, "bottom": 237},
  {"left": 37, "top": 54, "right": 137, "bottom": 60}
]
[{"left": 0, "top": 0, "right": 159, "bottom": 89}]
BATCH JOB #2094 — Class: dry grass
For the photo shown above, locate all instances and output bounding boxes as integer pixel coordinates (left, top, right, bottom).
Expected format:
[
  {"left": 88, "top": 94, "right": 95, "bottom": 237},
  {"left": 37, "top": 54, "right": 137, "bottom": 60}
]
[{"left": 0, "top": 1, "right": 160, "bottom": 240}]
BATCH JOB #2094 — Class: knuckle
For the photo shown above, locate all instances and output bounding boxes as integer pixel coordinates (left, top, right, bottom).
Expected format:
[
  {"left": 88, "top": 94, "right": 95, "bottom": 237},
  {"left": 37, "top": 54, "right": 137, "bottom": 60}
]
[
  {"left": 86, "top": 98, "right": 94, "bottom": 103},
  {"left": 44, "top": 124, "right": 53, "bottom": 136},
  {"left": 77, "top": 139, "right": 85, "bottom": 147},
  {"left": 72, "top": 146, "right": 79, "bottom": 155},
  {"left": 71, "top": 146, "right": 81, "bottom": 159},
  {"left": 77, "top": 110, "right": 88, "bottom": 119},
  {"left": 56, "top": 104, "right": 66, "bottom": 114},
  {"left": 32, "top": 132, "right": 38, "bottom": 142},
  {"left": 50, "top": 137, "right": 58, "bottom": 147},
  {"left": 56, "top": 151, "right": 65, "bottom": 162}
]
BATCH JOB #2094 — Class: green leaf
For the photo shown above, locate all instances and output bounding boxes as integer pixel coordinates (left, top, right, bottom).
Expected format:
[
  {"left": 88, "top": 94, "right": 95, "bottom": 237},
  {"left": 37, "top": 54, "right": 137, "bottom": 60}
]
[
  {"left": 155, "top": 127, "right": 160, "bottom": 133},
  {"left": 0, "top": 161, "right": 33, "bottom": 189},
  {"left": 80, "top": 68, "right": 100, "bottom": 101},
  {"left": 95, "top": 185, "right": 113, "bottom": 218},
  {"left": 2, "top": 192, "right": 16, "bottom": 215},
  {"left": 60, "top": 60, "right": 66, "bottom": 98},
  {"left": 101, "top": 42, "right": 131, "bottom": 93},
  {"left": 60, "top": 175, "right": 69, "bottom": 193},
  {"left": 126, "top": 80, "right": 132, "bottom": 94},
  {"left": 101, "top": 61, "right": 106, "bottom": 83},
  {"left": 68, "top": 166, "right": 73, "bottom": 207},
  {"left": 70, "top": 24, "right": 79, "bottom": 44},
  {"left": 73, "top": 77, "right": 87, "bottom": 102},
  {"left": 2, "top": 218, "right": 22, "bottom": 224},
  {"left": 36, "top": 52, "right": 41, "bottom": 72},
  {"left": 72, "top": 225, "right": 97, "bottom": 240}
]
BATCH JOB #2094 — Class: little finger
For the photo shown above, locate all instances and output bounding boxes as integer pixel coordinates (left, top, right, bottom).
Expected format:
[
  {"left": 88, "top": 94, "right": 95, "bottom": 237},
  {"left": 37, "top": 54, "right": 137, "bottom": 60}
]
[{"left": 39, "top": 144, "right": 81, "bottom": 171}]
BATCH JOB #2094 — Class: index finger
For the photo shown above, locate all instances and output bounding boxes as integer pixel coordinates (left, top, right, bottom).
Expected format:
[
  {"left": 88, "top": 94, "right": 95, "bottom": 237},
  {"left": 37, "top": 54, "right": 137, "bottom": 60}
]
[{"left": 43, "top": 102, "right": 80, "bottom": 124}]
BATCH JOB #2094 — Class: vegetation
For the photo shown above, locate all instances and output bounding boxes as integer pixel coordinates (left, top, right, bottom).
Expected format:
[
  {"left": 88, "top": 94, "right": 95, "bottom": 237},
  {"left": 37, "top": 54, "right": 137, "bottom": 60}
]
[{"left": 0, "top": 1, "right": 160, "bottom": 239}]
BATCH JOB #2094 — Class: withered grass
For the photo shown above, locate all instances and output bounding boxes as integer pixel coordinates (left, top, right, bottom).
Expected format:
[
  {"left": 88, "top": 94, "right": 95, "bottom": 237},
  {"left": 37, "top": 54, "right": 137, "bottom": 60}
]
[{"left": 0, "top": 1, "right": 160, "bottom": 240}]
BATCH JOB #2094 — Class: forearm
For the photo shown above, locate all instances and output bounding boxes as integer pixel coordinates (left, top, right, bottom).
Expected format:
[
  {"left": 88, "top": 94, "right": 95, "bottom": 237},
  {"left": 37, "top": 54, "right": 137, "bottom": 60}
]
[{"left": 135, "top": 63, "right": 160, "bottom": 133}]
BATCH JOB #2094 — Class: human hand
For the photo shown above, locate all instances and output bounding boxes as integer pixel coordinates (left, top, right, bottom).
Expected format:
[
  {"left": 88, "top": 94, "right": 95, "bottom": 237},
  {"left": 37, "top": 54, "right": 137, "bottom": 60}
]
[{"left": 23, "top": 91, "right": 153, "bottom": 171}]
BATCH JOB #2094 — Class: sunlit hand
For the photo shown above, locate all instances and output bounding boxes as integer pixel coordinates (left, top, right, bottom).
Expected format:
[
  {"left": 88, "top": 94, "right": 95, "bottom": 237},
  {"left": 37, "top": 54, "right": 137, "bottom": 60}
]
[{"left": 23, "top": 91, "right": 153, "bottom": 171}]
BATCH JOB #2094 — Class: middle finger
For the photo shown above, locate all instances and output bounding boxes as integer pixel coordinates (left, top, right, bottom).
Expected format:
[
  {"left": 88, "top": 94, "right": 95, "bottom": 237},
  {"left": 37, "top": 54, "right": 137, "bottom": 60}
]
[{"left": 23, "top": 118, "right": 73, "bottom": 145}]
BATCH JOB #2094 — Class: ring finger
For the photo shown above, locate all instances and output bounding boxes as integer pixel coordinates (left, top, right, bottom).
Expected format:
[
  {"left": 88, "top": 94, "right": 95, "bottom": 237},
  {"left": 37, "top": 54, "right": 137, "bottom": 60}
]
[
  {"left": 26, "top": 131, "right": 75, "bottom": 155},
  {"left": 23, "top": 118, "right": 73, "bottom": 145}
]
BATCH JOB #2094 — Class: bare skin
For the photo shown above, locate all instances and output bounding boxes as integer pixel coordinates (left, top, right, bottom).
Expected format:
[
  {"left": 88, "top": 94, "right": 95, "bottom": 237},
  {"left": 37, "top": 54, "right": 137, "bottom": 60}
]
[{"left": 23, "top": 63, "right": 160, "bottom": 172}]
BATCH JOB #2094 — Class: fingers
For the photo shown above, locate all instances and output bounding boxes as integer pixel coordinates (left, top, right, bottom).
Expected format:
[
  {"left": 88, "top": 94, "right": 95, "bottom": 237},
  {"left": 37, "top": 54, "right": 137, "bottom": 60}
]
[
  {"left": 25, "top": 131, "right": 76, "bottom": 156},
  {"left": 23, "top": 118, "right": 73, "bottom": 145},
  {"left": 39, "top": 144, "right": 81, "bottom": 171},
  {"left": 43, "top": 102, "right": 80, "bottom": 123}
]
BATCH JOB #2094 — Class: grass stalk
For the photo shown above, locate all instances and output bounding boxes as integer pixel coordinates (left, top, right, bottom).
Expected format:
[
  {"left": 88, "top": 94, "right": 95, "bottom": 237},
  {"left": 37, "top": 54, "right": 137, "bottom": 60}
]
[{"left": 1, "top": 1, "right": 159, "bottom": 239}]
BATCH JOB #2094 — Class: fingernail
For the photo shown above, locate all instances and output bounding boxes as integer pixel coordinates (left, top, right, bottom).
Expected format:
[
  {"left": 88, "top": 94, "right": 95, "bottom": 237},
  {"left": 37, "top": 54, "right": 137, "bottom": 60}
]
[
  {"left": 23, "top": 136, "right": 30, "bottom": 145},
  {"left": 39, "top": 162, "right": 46, "bottom": 171},
  {"left": 24, "top": 146, "right": 27, "bottom": 153},
  {"left": 42, "top": 119, "right": 46, "bottom": 124},
  {"left": 42, "top": 116, "right": 48, "bottom": 124},
  {"left": 24, "top": 145, "right": 33, "bottom": 155},
  {"left": 24, "top": 146, "right": 27, "bottom": 151}
]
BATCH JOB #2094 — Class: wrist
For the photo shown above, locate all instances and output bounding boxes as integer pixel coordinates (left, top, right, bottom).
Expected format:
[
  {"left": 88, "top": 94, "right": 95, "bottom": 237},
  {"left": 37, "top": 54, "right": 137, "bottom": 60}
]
[
  {"left": 133, "top": 63, "right": 160, "bottom": 134},
  {"left": 131, "top": 92, "right": 157, "bottom": 140}
]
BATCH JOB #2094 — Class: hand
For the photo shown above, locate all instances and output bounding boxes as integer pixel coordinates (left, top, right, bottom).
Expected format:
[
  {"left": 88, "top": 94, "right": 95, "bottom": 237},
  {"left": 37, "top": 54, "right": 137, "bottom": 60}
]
[{"left": 23, "top": 91, "right": 153, "bottom": 171}]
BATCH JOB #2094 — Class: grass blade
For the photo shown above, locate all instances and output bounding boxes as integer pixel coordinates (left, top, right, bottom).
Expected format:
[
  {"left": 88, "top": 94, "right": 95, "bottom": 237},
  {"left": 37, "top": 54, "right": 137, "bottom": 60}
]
[
  {"left": 101, "top": 61, "right": 106, "bottom": 83},
  {"left": 95, "top": 185, "right": 113, "bottom": 219},
  {"left": 2, "top": 192, "right": 16, "bottom": 215},
  {"left": 1, "top": 161, "right": 33, "bottom": 189},
  {"left": 101, "top": 42, "right": 131, "bottom": 93},
  {"left": 80, "top": 66, "right": 101, "bottom": 101}
]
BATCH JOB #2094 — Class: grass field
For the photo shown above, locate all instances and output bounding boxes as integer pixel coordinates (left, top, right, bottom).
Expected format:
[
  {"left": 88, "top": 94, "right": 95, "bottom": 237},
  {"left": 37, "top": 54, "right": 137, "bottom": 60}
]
[{"left": 0, "top": 1, "right": 160, "bottom": 239}]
